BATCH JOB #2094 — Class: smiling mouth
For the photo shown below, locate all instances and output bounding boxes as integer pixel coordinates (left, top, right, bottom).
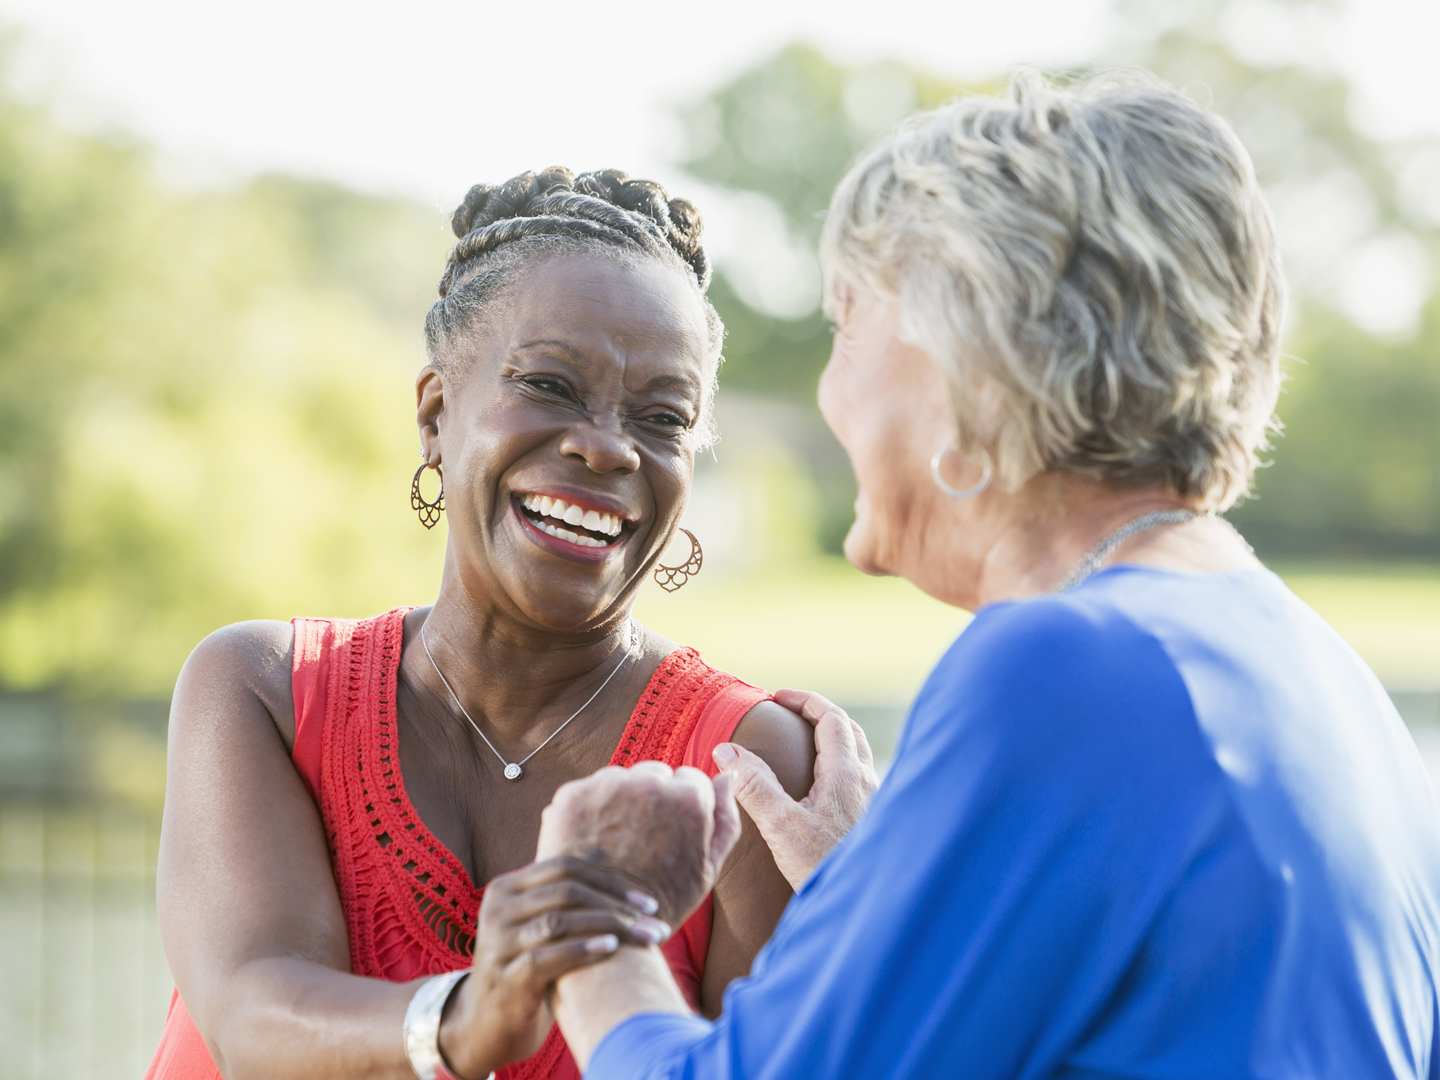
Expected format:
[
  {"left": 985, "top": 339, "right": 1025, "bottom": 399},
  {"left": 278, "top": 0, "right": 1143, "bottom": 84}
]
[{"left": 516, "top": 494, "right": 628, "bottom": 549}]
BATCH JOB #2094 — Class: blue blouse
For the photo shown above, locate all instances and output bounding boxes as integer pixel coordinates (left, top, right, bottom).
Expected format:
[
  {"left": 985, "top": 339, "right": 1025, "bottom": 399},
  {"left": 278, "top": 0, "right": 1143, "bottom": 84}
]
[{"left": 589, "top": 566, "right": 1440, "bottom": 1079}]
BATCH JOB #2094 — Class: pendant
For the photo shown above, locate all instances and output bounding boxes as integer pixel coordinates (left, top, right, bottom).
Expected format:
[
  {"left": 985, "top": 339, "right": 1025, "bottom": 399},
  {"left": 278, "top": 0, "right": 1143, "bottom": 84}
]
[{"left": 503, "top": 763, "right": 523, "bottom": 781}]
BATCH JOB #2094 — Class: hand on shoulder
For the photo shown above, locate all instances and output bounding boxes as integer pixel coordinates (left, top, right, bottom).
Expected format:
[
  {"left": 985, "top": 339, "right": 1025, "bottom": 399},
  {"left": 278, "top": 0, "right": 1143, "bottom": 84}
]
[
  {"left": 729, "top": 698, "right": 818, "bottom": 801},
  {"left": 716, "top": 689, "right": 879, "bottom": 890}
]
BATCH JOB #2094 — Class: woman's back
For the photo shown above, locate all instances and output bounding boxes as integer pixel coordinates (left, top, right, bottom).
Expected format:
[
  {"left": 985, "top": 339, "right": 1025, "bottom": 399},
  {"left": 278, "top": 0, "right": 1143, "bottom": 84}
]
[
  {"left": 1051, "top": 567, "right": 1440, "bottom": 1073},
  {"left": 670, "top": 567, "right": 1440, "bottom": 1078}
]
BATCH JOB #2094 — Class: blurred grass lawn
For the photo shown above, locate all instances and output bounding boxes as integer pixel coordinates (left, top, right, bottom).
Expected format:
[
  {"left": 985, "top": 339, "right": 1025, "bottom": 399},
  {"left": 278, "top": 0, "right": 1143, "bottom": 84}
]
[
  {"left": 634, "top": 559, "right": 1440, "bottom": 710},
  {"left": 634, "top": 558, "right": 971, "bottom": 706},
  {"left": 1276, "top": 564, "right": 1440, "bottom": 689}
]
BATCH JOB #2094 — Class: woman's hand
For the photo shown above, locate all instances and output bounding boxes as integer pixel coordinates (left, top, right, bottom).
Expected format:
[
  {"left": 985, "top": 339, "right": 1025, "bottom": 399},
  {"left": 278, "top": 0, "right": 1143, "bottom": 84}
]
[
  {"left": 712, "top": 689, "right": 880, "bottom": 890},
  {"left": 535, "top": 762, "right": 744, "bottom": 927},
  {"left": 437, "top": 856, "right": 670, "bottom": 1079}
]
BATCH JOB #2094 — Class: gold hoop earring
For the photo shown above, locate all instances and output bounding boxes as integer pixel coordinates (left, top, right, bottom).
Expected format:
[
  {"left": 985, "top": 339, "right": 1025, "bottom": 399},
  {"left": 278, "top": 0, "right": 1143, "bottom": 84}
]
[
  {"left": 654, "top": 529, "right": 702, "bottom": 592},
  {"left": 411, "top": 463, "right": 444, "bottom": 529}
]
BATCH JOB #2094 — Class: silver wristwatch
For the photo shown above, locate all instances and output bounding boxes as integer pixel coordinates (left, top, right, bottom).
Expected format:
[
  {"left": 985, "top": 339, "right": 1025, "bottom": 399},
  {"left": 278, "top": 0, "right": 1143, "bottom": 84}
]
[{"left": 402, "top": 970, "right": 474, "bottom": 1080}]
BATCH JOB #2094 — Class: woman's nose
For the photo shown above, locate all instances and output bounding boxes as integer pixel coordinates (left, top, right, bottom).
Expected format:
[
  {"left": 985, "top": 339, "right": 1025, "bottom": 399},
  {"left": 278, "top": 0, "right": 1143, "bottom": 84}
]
[{"left": 557, "top": 420, "right": 642, "bottom": 474}]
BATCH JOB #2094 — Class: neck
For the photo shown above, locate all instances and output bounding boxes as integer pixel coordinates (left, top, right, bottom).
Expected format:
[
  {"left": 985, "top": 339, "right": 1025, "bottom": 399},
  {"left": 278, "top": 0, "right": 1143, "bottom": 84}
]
[
  {"left": 924, "top": 475, "right": 1253, "bottom": 611},
  {"left": 409, "top": 560, "right": 642, "bottom": 746}
]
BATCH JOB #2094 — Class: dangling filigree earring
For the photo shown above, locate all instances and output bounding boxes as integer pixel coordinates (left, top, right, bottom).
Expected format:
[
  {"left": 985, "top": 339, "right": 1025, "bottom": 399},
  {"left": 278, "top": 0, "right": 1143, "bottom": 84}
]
[
  {"left": 654, "top": 529, "right": 703, "bottom": 592},
  {"left": 411, "top": 462, "right": 444, "bottom": 529}
]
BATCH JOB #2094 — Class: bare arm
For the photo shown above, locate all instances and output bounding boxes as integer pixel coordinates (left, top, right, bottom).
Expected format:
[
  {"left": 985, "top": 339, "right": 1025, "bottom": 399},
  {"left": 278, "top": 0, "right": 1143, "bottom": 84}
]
[
  {"left": 698, "top": 700, "right": 815, "bottom": 1017},
  {"left": 718, "top": 689, "right": 879, "bottom": 890},
  {"left": 157, "top": 621, "right": 418, "bottom": 1080},
  {"left": 158, "top": 623, "right": 655, "bottom": 1080},
  {"left": 555, "top": 946, "right": 693, "bottom": 1065},
  {"left": 541, "top": 765, "right": 741, "bottom": 1067}
]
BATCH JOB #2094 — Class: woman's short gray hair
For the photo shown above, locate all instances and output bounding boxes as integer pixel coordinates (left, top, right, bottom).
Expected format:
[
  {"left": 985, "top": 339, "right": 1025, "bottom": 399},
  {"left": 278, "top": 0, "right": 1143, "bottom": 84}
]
[{"left": 821, "top": 70, "right": 1285, "bottom": 509}]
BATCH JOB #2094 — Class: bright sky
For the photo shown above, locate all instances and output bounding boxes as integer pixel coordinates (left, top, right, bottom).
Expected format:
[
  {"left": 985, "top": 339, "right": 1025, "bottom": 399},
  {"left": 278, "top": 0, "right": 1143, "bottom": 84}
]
[
  {"left": 3, "top": 0, "right": 1436, "bottom": 206},
  {"left": 1, "top": 0, "right": 1436, "bottom": 327}
]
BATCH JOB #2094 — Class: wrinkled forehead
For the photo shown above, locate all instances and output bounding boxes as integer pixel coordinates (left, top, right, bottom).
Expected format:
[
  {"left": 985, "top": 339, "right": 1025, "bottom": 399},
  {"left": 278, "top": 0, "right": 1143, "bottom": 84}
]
[
  {"left": 518, "top": 254, "right": 707, "bottom": 352},
  {"left": 471, "top": 254, "right": 711, "bottom": 377}
]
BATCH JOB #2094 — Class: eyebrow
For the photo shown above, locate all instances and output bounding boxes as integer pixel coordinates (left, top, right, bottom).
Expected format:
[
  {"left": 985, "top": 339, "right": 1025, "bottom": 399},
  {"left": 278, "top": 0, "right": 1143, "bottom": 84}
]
[
  {"left": 642, "top": 373, "right": 702, "bottom": 395},
  {"left": 516, "top": 339, "right": 590, "bottom": 365}
]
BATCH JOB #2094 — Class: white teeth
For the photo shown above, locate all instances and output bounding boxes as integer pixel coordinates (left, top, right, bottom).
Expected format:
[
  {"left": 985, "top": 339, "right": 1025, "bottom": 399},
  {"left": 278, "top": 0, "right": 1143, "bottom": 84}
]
[
  {"left": 538, "top": 520, "right": 605, "bottom": 548},
  {"left": 521, "top": 495, "right": 626, "bottom": 540}
]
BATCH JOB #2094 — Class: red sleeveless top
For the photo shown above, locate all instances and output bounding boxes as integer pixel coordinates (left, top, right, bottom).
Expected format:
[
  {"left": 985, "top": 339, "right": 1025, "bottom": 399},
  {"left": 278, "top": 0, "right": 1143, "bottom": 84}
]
[{"left": 146, "top": 608, "right": 769, "bottom": 1080}]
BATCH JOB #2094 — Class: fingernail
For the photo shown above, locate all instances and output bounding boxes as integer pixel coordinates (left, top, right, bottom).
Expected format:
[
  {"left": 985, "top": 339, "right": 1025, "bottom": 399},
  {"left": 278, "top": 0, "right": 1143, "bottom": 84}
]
[
  {"left": 626, "top": 890, "right": 660, "bottom": 915},
  {"left": 712, "top": 743, "right": 738, "bottom": 768},
  {"left": 631, "top": 917, "right": 672, "bottom": 945},
  {"left": 586, "top": 934, "right": 620, "bottom": 955}
]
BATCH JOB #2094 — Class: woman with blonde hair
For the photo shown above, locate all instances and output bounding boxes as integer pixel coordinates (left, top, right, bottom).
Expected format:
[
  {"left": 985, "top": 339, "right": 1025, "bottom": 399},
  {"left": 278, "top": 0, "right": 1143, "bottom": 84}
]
[{"left": 519, "top": 73, "right": 1440, "bottom": 1078}]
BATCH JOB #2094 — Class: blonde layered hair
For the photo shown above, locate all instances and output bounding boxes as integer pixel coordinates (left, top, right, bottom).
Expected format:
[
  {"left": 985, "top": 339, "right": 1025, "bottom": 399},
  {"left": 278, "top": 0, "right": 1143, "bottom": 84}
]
[{"left": 820, "top": 71, "right": 1285, "bottom": 509}]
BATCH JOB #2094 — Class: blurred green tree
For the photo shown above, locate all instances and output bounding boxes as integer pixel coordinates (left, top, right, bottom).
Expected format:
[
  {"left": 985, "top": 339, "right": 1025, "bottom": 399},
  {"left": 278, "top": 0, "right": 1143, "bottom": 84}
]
[
  {"left": 1128, "top": 5, "right": 1440, "bottom": 557},
  {"left": 680, "top": 18, "right": 1440, "bottom": 560},
  {"left": 680, "top": 45, "right": 992, "bottom": 400},
  {"left": 0, "top": 75, "right": 137, "bottom": 621},
  {"left": 0, "top": 49, "right": 453, "bottom": 698},
  {"left": 678, "top": 45, "right": 996, "bottom": 549},
  {"left": 3, "top": 5, "right": 1437, "bottom": 710}
]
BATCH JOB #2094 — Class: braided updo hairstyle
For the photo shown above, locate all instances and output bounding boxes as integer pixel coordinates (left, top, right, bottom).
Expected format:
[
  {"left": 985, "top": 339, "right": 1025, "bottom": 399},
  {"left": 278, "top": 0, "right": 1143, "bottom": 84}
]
[{"left": 424, "top": 167, "right": 725, "bottom": 447}]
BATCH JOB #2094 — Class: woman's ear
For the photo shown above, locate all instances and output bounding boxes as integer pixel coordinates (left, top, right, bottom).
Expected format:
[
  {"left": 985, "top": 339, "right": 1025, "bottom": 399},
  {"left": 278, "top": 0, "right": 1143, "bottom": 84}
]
[{"left": 416, "top": 366, "right": 446, "bottom": 465}]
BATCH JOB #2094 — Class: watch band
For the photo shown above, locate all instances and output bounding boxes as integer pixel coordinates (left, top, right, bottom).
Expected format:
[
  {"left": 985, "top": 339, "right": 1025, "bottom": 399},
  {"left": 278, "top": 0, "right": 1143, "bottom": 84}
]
[{"left": 402, "top": 969, "right": 470, "bottom": 1080}]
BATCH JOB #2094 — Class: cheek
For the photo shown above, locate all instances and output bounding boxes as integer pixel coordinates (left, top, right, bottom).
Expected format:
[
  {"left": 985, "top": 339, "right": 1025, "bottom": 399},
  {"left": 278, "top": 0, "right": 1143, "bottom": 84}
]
[
  {"left": 643, "top": 449, "right": 695, "bottom": 528},
  {"left": 816, "top": 355, "right": 844, "bottom": 438},
  {"left": 817, "top": 346, "right": 877, "bottom": 460},
  {"left": 821, "top": 370, "right": 898, "bottom": 496},
  {"left": 659, "top": 459, "right": 692, "bottom": 520}
]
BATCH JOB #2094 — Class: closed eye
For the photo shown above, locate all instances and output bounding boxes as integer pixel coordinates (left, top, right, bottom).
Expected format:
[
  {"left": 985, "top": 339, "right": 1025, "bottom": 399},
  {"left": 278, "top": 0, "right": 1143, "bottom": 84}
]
[
  {"left": 638, "top": 410, "right": 691, "bottom": 434},
  {"left": 518, "top": 374, "right": 576, "bottom": 401}
]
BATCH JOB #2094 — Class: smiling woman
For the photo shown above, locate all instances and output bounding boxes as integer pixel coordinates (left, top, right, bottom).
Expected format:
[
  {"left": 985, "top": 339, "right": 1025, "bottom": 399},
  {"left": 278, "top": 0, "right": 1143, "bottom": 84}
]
[{"left": 143, "top": 168, "right": 814, "bottom": 1080}]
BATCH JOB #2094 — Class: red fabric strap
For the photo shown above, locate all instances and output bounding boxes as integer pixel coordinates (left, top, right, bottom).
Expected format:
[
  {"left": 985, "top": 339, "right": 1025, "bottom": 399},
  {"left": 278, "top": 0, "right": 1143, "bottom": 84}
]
[
  {"left": 290, "top": 617, "right": 331, "bottom": 801},
  {"left": 684, "top": 679, "right": 771, "bottom": 777}
]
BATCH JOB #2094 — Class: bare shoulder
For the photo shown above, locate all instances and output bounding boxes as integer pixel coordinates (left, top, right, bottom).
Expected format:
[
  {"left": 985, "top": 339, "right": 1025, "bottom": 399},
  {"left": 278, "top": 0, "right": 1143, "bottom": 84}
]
[
  {"left": 176, "top": 619, "right": 297, "bottom": 744},
  {"left": 730, "top": 699, "right": 816, "bottom": 801}
]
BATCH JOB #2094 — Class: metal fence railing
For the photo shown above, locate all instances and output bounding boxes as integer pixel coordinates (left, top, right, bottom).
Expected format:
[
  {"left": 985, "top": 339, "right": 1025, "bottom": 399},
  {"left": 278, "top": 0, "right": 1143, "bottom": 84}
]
[{"left": 0, "top": 805, "right": 172, "bottom": 1080}]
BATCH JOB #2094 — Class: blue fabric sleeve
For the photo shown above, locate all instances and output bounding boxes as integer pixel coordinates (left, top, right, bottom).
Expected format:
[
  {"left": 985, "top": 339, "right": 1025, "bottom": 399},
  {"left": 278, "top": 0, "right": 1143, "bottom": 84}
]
[
  {"left": 588, "top": 1013, "right": 714, "bottom": 1077},
  {"left": 585, "top": 598, "right": 1243, "bottom": 1080}
]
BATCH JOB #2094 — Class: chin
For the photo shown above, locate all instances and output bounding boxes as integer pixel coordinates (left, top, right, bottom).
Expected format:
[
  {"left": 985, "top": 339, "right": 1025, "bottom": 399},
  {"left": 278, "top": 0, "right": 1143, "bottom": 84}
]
[
  {"left": 842, "top": 520, "right": 892, "bottom": 578},
  {"left": 511, "top": 580, "right": 629, "bottom": 634}
]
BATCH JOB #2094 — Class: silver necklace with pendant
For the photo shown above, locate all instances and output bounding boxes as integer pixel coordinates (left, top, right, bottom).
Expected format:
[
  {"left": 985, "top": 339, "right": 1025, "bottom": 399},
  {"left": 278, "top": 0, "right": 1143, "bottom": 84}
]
[
  {"left": 1054, "top": 509, "right": 1253, "bottom": 593},
  {"left": 420, "top": 622, "right": 637, "bottom": 782}
]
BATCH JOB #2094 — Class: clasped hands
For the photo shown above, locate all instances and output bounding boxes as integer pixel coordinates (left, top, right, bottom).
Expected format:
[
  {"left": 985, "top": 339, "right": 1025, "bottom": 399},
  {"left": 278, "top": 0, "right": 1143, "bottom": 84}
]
[{"left": 435, "top": 690, "right": 879, "bottom": 1079}]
